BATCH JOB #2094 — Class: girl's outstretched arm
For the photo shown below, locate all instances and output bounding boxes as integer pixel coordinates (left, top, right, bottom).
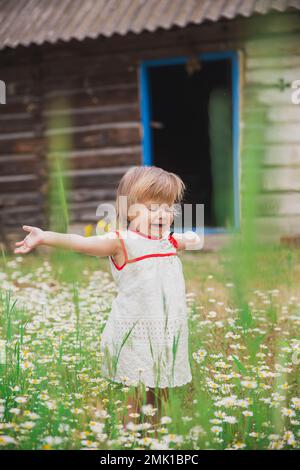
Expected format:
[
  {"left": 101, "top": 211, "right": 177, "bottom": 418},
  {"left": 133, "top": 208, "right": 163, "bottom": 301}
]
[{"left": 14, "top": 225, "right": 119, "bottom": 258}]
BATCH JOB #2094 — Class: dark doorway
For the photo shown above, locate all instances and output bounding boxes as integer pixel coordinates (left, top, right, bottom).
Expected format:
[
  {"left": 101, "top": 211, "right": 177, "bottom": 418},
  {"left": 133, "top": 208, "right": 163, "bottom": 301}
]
[{"left": 146, "top": 57, "right": 234, "bottom": 230}]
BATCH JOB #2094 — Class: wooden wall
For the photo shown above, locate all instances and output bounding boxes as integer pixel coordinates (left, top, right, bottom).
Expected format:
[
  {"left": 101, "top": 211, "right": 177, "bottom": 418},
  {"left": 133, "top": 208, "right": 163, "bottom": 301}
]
[{"left": 0, "top": 10, "right": 300, "bottom": 246}]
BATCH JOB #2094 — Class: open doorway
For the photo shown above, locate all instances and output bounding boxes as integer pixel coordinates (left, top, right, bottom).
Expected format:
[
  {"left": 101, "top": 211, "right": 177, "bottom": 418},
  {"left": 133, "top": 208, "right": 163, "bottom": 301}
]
[{"left": 140, "top": 52, "right": 239, "bottom": 232}]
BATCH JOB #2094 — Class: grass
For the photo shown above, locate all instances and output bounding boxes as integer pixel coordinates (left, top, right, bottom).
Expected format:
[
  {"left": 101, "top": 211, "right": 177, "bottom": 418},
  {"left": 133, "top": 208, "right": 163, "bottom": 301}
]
[{"left": 0, "top": 243, "right": 299, "bottom": 450}]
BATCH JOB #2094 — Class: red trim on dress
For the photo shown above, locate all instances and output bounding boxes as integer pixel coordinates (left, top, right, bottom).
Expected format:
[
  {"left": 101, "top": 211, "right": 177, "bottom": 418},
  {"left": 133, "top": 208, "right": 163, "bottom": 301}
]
[
  {"left": 127, "top": 252, "right": 177, "bottom": 263},
  {"left": 168, "top": 233, "right": 179, "bottom": 249},
  {"left": 109, "top": 229, "right": 129, "bottom": 270},
  {"left": 109, "top": 229, "right": 178, "bottom": 271},
  {"left": 128, "top": 228, "right": 163, "bottom": 240}
]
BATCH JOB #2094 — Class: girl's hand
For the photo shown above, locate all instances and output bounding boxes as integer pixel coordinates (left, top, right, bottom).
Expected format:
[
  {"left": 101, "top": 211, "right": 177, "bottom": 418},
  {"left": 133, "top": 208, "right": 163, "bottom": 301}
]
[{"left": 14, "top": 225, "right": 44, "bottom": 254}]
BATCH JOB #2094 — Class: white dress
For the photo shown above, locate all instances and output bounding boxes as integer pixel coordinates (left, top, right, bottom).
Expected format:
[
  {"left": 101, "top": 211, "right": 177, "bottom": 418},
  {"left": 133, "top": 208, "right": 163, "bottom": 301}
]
[{"left": 100, "top": 228, "right": 193, "bottom": 388}]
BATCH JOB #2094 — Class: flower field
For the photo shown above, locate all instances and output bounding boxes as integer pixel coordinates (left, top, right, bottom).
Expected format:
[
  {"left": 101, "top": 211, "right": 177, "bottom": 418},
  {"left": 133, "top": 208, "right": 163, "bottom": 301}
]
[{"left": 0, "top": 246, "right": 300, "bottom": 450}]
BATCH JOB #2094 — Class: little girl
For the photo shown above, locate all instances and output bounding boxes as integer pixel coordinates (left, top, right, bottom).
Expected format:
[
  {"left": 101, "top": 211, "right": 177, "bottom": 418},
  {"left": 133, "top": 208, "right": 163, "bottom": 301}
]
[{"left": 14, "top": 165, "right": 201, "bottom": 428}]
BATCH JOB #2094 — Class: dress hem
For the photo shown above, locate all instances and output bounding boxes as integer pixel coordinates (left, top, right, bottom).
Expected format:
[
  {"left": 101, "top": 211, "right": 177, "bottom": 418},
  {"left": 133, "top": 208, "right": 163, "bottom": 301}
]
[{"left": 101, "top": 374, "right": 193, "bottom": 389}]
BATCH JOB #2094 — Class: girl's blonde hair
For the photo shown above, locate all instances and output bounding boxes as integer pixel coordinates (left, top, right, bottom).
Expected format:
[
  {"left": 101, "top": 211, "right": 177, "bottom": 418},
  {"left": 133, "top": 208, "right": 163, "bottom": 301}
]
[{"left": 114, "top": 165, "right": 185, "bottom": 230}]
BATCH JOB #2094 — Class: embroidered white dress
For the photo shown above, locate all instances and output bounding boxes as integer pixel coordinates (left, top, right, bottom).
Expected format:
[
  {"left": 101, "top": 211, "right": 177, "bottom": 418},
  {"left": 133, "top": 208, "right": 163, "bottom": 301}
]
[{"left": 100, "top": 228, "right": 193, "bottom": 388}]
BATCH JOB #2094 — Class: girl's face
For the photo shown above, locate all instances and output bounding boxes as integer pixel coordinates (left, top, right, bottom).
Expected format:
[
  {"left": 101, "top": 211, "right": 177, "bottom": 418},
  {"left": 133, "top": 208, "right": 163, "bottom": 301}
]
[{"left": 128, "top": 200, "right": 174, "bottom": 236}]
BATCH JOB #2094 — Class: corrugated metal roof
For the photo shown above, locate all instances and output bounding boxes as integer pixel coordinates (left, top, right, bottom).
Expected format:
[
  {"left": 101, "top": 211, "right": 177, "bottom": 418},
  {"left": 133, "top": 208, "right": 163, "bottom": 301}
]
[{"left": 0, "top": 0, "right": 300, "bottom": 50}]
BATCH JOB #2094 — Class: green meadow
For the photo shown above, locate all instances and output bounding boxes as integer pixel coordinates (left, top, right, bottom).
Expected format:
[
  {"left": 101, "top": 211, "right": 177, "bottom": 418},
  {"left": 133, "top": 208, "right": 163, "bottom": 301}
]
[{"left": 0, "top": 242, "right": 299, "bottom": 450}]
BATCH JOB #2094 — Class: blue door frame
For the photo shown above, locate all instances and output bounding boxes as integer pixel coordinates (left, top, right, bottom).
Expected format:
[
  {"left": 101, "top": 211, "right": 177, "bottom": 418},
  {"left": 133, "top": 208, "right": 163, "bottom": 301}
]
[{"left": 139, "top": 51, "right": 240, "bottom": 235}]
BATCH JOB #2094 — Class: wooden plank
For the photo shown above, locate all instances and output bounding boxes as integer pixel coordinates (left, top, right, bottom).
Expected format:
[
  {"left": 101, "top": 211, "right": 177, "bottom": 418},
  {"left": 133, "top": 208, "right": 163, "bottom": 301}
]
[
  {"left": 0, "top": 117, "right": 36, "bottom": 133},
  {"left": 2, "top": 208, "right": 45, "bottom": 227},
  {"left": 247, "top": 55, "right": 300, "bottom": 70},
  {"left": 263, "top": 144, "right": 300, "bottom": 166},
  {"left": 245, "top": 34, "right": 300, "bottom": 58},
  {"left": 243, "top": 106, "right": 300, "bottom": 126},
  {"left": 43, "top": 103, "right": 139, "bottom": 118},
  {"left": 255, "top": 215, "right": 300, "bottom": 242},
  {"left": 0, "top": 174, "right": 39, "bottom": 192},
  {"left": 0, "top": 130, "right": 35, "bottom": 141},
  {"left": 49, "top": 146, "right": 141, "bottom": 169},
  {"left": 44, "top": 88, "right": 138, "bottom": 110},
  {"left": 45, "top": 122, "right": 140, "bottom": 137},
  {"left": 68, "top": 188, "right": 116, "bottom": 203},
  {"left": 60, "top": 167, "right": 132, "bottom": 189},
  {"left": 242, "top": 123, "right": 300, "bottom": 145},
  {"left": 244, "top": 86, "right": 294, "bottom": 106},
  {"left": 0, "top": 154, "right": 37, "bottom": 175},
  {"left": 43, "top": 104, "right": 140, "bottom": 133},
  {"left": 258, "top": 192, "right": 300, "bottom": 216},
  {"left": 58, "top": 166, "right": 133, "bottom": 178},
  {"left": 56, "top": 126, "right": 140, "bottom": 150},
  {"left": 45, "top": 106, "right": 140, "bottom": 128},
  {"left": 245, "top": 67, "right": 300, "bottom": 86},
  {"left": 68, "top": 200, "right": 116, "bottom": 223},
  {"left": 265, "top": 124, "right": 300, "bottom": 144},
  {"left": 42, "top": 71, "right": 136, "bottom": 93},
  {"left": 262, "top": 168, "right": 300, "bottom": 191},
  {"left": 0, "top": 191, "right": 42, "bottom": 206},
  {"left": 43, "top": 83, "right": 137, "bottom": 100}
]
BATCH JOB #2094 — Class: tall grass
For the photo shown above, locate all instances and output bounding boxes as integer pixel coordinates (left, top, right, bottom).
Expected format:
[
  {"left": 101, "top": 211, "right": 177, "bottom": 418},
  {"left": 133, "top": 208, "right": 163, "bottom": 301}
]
[{"left": 0, "top": 248, "right": 299, "bottom": 449}]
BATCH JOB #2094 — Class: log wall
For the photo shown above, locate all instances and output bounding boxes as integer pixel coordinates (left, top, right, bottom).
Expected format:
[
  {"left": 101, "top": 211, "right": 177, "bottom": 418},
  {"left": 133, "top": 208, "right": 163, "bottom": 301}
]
[{"left": 0, "top": 10, "right": 300, "bottom": 245}]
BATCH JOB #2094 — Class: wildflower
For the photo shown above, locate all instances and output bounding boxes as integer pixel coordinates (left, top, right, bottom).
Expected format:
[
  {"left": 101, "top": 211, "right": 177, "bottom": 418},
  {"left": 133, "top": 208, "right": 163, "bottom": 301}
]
[
  {"left": 232, "top": 442, "right": 246, "bottom": 449},
  {"left": 279, "top": 382, "right": 290, "bottom": 390},
  {"left": 189, "top": 425, "right": 206, "bottom": 439},
  {"left": 160, "top": 416, "right": 172, "bottom": 425},
  {"left": 210, "top": 419, "right": 222, "bottom": 425},
  {"left": 24, "top": 411, "right": 40, "bottom": 420},
  {"left": 240, "top": 380, "right": 257, "bottom": 389},
  {"left": 215, "top": 395, "right": 238, "bottom": 408},
  {"left": 207, "top": 311, "right": 217, "bottom": 319},
  {"left": 192, "top": 349, "right": 207, "bottom": 363},
  {"left": 126, "top": 422, "right": 138, "bottom": 432},
  {"left": 211, "top": 426, "right": 222, "bottom": 435},
  {"left": 15, "top": 396, "right": 27, "bottom": 404},
  {"left": 163, "top": 434, "right": 183, "bottom": 444},
  {"left": 90, "top": 422, "right": 105, "bottom": 433},
  {"left": 95, "top": 410, "right": 110, "bottom": 419},
  {"left": 214, "top": 411, "right": 226, "bottom": 419},
  {"left": 224, "top": 416, "right": 237, "bottom": 424},
  {"left": 21, "top": 361, "right": 34, "bottom": 370},
  {"left": 281, "top": 408, "right": 296, "bottom": 417},
  {"left": 43, "top": 436, "right": 63, "bottom": 446},
  {"left": 28, "top": 378, "right": 41, "bottom": 385},
  {"left": 283, "top": 431, "right": 296, "bottom": 447},
  {"left": 291, "top": 397, "right": 300, "bottom": 410},
  {"left": 81, "top": 439, "right": 98, "bottom": 448},
  {"left": 0, "top": 435, "right": 17, "bottom": 446},
  {"left": 21, "top": 421, "right": 36, "bottom": 430},
  {"left": 141, "top": 404, "right": 157, "bottom": 416}
]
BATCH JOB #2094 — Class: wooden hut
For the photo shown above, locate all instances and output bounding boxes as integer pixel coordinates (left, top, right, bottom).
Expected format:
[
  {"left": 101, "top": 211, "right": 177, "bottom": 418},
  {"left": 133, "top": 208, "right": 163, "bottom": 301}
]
[{"left": 0, "top": 0, "right": 300, "bottom": 249}]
